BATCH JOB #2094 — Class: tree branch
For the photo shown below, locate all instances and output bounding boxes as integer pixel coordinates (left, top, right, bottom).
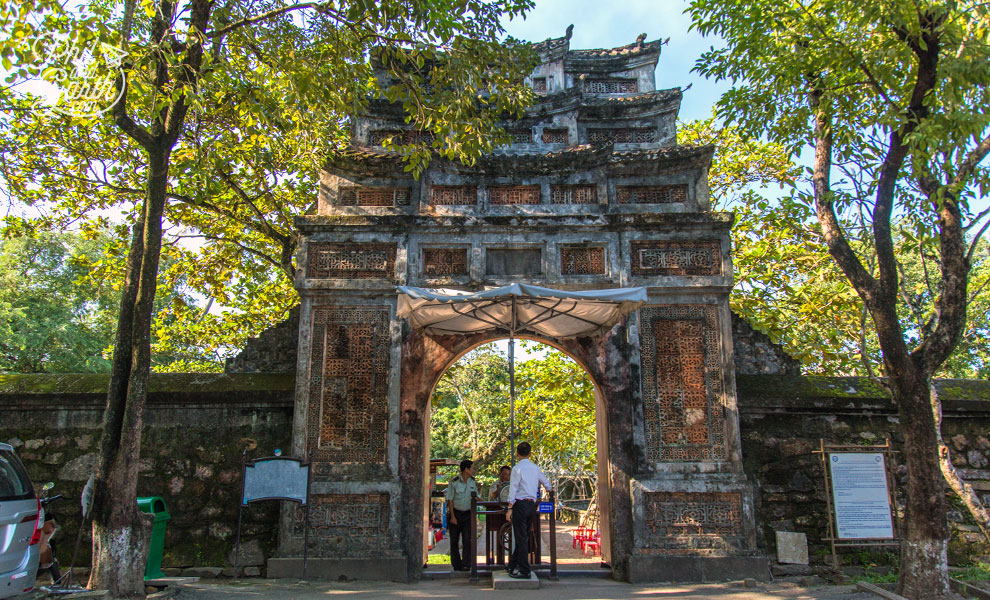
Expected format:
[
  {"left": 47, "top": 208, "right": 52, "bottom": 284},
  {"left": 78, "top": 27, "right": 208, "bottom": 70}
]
[
  {"left": 206, "top": 1, "right": 336, "bottom": 39},
  {"left": 873, "top": 13, "right": 941, "bottom": 304},
  {"left": 809, "top": 87, "right": 879, "bottom": 300},
  {"left": 178, "top": 233, "right": 285, "bottom": 271},
  {"left": 215, "top": 167, "right": 289, "bottom": 245},
  {"left": 951, "top": 133, "right": 990, "bottom": 190}
]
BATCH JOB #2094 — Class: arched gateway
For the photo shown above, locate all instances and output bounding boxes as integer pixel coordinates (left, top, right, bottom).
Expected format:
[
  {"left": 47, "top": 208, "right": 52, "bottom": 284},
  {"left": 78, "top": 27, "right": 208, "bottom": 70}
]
[{"left": 269, "top": 29, "right": 768, "bottom": 583}]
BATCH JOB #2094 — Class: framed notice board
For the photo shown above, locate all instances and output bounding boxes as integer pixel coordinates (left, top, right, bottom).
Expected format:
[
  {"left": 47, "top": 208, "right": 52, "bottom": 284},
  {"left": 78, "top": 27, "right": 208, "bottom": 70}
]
[{"left": 815, "top": 439, "right": 899, "bottom": 567}]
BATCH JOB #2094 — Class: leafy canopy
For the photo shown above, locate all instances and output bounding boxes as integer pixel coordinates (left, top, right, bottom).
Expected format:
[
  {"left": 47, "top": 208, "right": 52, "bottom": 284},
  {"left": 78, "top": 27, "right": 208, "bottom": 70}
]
[
  {"left": 0, "top": 0, "right": 539, "bottom": 371},
  {"left": 430, "top": 342, "right": 597, "bottom": 488}
]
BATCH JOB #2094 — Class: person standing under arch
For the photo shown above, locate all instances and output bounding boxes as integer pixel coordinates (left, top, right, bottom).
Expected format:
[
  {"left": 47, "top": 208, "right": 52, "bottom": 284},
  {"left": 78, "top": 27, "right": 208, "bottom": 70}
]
[
  {"left": 446, "top": 459, "right": 477, "bottom": 571},
  {"left": 506, "top": 442, "right": 551, "bottom": 579}
]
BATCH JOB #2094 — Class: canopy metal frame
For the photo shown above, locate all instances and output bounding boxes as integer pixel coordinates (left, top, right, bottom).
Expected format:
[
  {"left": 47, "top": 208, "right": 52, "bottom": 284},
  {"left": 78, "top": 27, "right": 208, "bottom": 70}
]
[{"left": 397, "top": 285, "right": 646, "bottom": 465}]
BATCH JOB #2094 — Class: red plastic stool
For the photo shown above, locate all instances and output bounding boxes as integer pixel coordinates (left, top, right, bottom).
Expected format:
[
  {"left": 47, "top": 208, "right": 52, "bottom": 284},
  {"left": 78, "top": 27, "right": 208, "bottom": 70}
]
[{"left": 572, "top": 526, "right": 589, "bottom": 549}]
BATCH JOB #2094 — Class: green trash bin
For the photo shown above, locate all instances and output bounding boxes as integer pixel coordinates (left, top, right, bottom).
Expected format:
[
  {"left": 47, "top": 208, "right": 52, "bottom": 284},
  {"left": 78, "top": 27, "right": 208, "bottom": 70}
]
[{"left": 137, "top": 496, "right": 170, "bottom": 580}]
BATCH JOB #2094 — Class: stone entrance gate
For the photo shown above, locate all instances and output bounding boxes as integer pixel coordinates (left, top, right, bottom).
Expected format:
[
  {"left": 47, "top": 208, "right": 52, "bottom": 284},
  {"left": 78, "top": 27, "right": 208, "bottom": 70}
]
[{"left": 269, "top": 29, "right": 768, "bottom": 582}]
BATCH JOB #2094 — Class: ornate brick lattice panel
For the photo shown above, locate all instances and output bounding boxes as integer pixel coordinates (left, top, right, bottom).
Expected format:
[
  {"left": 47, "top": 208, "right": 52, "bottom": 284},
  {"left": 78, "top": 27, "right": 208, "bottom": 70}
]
[
  {"left": 368, "top": 130, "right": 432, "bottom": 146},
  {"left": 291, "top": 493, "right": 391, "bottom": 556},
  {"left": 338, "top": 186, "right": 411, "bottom": 207},
  {"left": 532, "top": 77, "right": 547, "bottom": 94},
  {"left": 541, "top": 129, "right": 568, "bottom": 144},
  {"left": 587, "top": 128, "right": 657, "bottom": 144},
  {"left": 306, "top": 306, "right": 390, "bottom": 464},
  {"left": 640, "top": 305, "right": 726, "bottom": 461},
  {"left": 430, "top": 186, "right": 477, "bottom": 206},
  {"left": 423, "top": 248, "right": 469, "bottom": 276},
  {"left": 616, "top": 184, "right": 687, "bottom": 204},
  {"left": 561, "top": 246, "right": 606, "bottom": 275},
  {"left": 584, "top": 78, "right": 638, "bottom": 93},
  {"left": 640, "top": 491, "right": 743, "bottom": 554},
  {"left": 645, "top": 492, "right": 742, "bottom": 535},
  {"left": 550, "top": 185, "right": 597, "bottom": 204},
  {"left": 631, "top": 241, "right": 722, "bottom": 276},
  {"left": 307, "top": 243, "right": 396, "bottom": 279},
  {"left": 508, "top": 129, "right": 533, "bottom": 144},
  {"left": 489, "top": 185, "right": 541, "bottom": 205}
]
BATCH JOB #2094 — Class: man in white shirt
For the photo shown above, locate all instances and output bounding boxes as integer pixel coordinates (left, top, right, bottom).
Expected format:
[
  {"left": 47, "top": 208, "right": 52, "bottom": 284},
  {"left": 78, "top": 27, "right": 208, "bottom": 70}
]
[{"left": 505, "top": 442, "right": 551, "bottom": 579}]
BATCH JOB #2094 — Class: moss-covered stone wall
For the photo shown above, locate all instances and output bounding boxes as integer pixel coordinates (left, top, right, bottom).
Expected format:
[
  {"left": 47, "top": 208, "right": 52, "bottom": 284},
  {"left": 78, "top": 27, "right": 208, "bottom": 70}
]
[
  {"left": 0, "top": 373, "right": 294, "bottom": 572},
  {"left": 737, "top": 375, "right": 990, "bottom": 566},
  {"left": 3, "top": 372, "right": 988, "bottom": 573}
]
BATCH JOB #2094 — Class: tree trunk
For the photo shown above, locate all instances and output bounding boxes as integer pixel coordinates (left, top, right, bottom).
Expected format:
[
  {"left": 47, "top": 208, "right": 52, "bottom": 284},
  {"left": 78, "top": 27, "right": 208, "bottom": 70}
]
[
  {"left": 89, "top": 148, "right": 170, "bottom": 598},
  {"left": 893, "top": 369, "right": 950, "bottom": 600}
]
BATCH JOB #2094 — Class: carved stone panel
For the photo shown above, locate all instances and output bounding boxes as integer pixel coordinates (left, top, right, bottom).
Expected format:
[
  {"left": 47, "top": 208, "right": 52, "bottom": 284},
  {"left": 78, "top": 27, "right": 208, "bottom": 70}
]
[
  {"left": 561, "top": 246, "right": 606, "bottom": 275},
  {"left": 550, "top": 185, "right": 597, "bottom": 204},
  {"left": 292, "top": 493, "right": 391, "bottom": 556},
  {"left": 368, "top": 130, "right": 432, "bottom": 146},
  {"left": 584, "top": 78, "right": 638, "bottom": 93},
  {"left": 641, "top": 491, "right": 743, "bottom": 554},
  {"left": 430, "top": 186, "right": 477, "bottom": 206},
  {"left": 422, "top": 248, "right": 469, "bottom": 276},
  {"left": 542, "top": 129, "right": 568, "bottom": 144},
  {"left": 486, "top": 248, "right": 543, "bottom": 276},
  {"left": 338, "top": 186, "right": 411, "bottom": 207},
  {"left": 307, "top": 243, "right": 396, "bottom": 279},
  {"left": 306, "top": 306, "right": 390, "bottom": 464},
  {"left": 508, "top": 129, "right": 533, "bottom": 144},
  {"left": 489, "top": 185, "right": 541, "bottom": 205},
  {"left": 588, "top": 128, "right": 656, "bottom": 144},
  {"left": 631, "top": 241, "right": 722, "bottom": 276},
  {"left": 616, "top": 185, "right": 687, "bottom": 204},
  {"left": 640, "top": 305, "right": 726, "bottom": 462}
]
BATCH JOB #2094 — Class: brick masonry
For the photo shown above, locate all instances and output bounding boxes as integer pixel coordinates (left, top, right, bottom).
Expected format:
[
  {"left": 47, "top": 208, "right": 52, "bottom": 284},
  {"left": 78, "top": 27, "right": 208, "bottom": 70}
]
[{"left": 3, "top": 373, "right": 987, "bottom": 570}]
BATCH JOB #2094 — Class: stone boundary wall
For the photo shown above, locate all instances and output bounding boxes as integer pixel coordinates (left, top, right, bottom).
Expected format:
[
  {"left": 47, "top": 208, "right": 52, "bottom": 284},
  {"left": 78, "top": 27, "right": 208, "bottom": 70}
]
[
  {"left": 2, "top": 372, "right": 988, "bottom": 572},
  {"left": 0, "top": 373, "right": 294, "bottom": 571},
  {"left": 736, "top": 375, "right": 990, "bottom": 565}
]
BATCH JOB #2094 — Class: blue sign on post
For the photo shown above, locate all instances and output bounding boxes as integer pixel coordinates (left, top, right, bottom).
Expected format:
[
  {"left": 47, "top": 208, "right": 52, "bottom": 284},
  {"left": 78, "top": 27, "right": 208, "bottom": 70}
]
[{"left": 538, "top": 501, "right": 554, "bottom": 514}]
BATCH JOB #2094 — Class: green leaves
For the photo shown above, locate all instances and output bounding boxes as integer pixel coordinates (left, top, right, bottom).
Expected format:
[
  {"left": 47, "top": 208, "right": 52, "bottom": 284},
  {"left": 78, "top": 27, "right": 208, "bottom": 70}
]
[
  {"left": 1, "top": 0, "right": 538, "bottom": 370},
  {"left": 690, "top": 0, "right": 990, "bottom": 379},
  {"left": 0, "top": 230, "right": 118, "bottom": 373},
  {"left": 430, "top": 343, "right": 597, "bottom": 475}
]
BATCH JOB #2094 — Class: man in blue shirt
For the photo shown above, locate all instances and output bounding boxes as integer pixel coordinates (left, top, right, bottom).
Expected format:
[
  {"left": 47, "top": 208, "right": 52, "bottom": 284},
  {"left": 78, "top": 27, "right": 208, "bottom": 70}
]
[{"left": 506, "top": 442, "right": 551, "bottom": 579}]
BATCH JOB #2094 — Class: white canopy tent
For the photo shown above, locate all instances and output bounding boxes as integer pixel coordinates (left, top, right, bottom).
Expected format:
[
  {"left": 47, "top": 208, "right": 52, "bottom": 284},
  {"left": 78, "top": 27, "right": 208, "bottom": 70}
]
[{"left": 396, "top": 283, "right": 647, "bottom": 463}]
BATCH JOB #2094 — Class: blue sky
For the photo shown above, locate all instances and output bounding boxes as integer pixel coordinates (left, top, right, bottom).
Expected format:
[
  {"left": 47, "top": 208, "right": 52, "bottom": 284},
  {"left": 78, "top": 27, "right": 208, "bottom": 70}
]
[
  {"left": 503, "top": 0, "right": 726, "bottom": 122},
  {"left": 500, "top": 1, "right": 717, "bottom": 362}
]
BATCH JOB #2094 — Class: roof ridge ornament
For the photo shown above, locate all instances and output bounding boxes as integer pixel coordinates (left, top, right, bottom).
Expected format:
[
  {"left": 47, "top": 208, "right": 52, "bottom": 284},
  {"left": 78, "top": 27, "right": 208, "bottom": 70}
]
[
  {"left": 636, "top": 33, "right": 647, "bottom": 47},
  {"left": 566, "top": 24, "right": 574, "bottom": 40}
]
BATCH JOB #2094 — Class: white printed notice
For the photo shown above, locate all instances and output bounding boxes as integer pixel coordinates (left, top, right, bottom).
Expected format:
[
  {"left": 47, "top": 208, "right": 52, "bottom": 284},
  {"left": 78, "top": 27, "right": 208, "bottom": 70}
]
[{"left": 828, "top": 452, "right": 894, "bottom": 539}]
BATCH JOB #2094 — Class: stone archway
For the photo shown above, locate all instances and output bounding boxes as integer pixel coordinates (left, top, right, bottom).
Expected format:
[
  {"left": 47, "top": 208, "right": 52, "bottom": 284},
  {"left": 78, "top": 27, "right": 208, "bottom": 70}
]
[
  {"left": 267, "top": 28, "right": 769, "bottom": 584},
  {"left": 399, "top": 324, "right": 641, "bottom": 581}
]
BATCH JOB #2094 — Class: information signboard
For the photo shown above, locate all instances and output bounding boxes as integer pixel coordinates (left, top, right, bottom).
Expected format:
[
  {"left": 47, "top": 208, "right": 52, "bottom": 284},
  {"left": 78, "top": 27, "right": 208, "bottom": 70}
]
[
  {"left": 242, "top": 458, "right": 309, "bottom": 505},
  {"left": 235, "top": 455, "right": 311, "bottom": 579},
  {"left": 828, "top": 452, "right": 894, "bottom": 539}
]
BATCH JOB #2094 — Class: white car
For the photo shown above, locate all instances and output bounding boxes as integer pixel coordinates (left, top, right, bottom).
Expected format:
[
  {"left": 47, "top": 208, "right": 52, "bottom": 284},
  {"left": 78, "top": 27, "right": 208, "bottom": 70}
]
[{"left": 0, "top": 443, "right": 40, "bottom": 599}]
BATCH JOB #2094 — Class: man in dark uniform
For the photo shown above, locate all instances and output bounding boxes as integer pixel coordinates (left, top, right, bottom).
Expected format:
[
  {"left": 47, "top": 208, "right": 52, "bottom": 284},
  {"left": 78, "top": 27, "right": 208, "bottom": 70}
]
[{"left": 445, "top": 459, "right": 478, "bottom": 571}]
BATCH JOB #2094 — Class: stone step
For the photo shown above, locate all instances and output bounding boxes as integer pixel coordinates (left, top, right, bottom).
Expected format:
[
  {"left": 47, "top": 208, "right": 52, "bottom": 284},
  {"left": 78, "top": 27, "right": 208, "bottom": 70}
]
[
  {"left": 555, "top": 569, "right": 612, "bottom": 578},
  {"left": 492, "top": 570, "right": 540, "bottom": 590}
]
